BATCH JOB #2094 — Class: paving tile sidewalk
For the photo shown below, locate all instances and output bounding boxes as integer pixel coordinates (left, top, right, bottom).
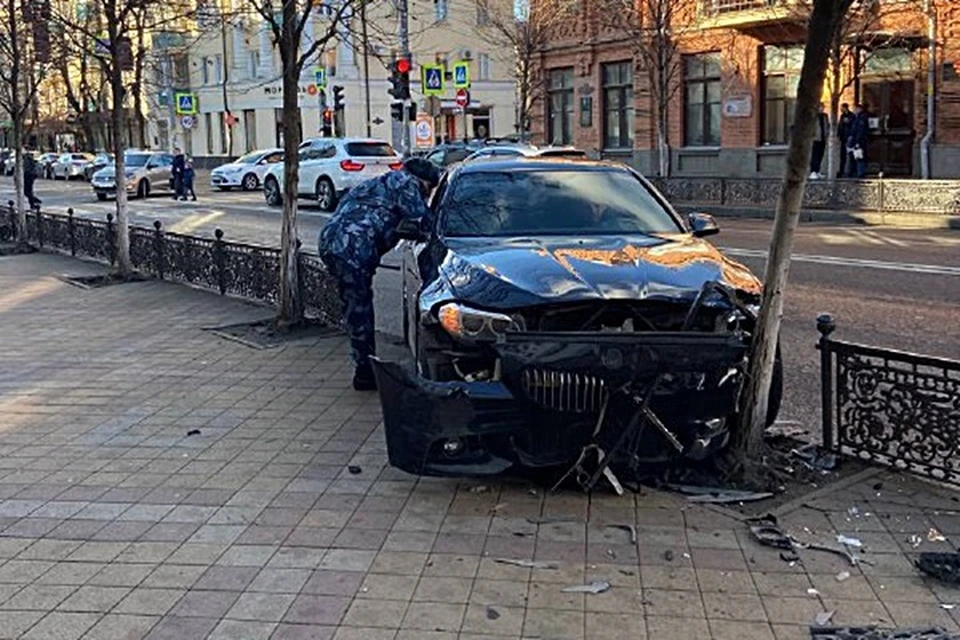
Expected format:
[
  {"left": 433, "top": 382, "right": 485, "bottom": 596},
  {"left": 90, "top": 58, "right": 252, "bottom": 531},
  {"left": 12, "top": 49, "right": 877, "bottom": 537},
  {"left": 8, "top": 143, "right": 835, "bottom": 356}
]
[{"left": 0, "top": 251, "right": 958, "bottom": 640}]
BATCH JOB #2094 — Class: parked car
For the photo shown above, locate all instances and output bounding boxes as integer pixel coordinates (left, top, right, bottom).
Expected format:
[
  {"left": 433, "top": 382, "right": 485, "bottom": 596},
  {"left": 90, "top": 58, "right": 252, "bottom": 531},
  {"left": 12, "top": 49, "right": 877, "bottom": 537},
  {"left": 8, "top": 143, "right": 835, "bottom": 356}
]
[
  {"left": 91, "top": 150, "right": 174, "bottom": 200},
  {"left": 52, "top": 153, "right": 96, "bottom": 180},
  {"left": 211, "top": 148, "right": 283, "bottom": 191},
  {"left": 372, "top": 158, "right": 783, "bottom": 478},
  {"left": 38, "top": 153, "right": 60, "bottom": 179},
  {"left": 423, "top": 141, "right": 486, "bottom": 168},
  {"left": 462, "top": 145, "right": 588, "bottom": 163},
  {"left": 263, "top": 138, "right": 401, "bottom": 212},
  {"left": 83, "top": 153, "right": 114, "bottom": 181}
]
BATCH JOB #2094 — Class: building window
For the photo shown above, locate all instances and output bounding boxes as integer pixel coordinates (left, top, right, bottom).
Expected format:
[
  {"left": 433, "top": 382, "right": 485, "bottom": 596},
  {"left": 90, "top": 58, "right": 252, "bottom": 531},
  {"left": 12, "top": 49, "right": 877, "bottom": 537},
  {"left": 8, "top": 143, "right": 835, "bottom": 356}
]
[
  {"left": 478, "top": 53, "right": 491, "bottom": 81},
  {"left": 324, "top": 48, "right": 337, "bottom": 77},
  {"left": 762, "top": 45, "right": 803, "bottom": 145},
  {"left": 683, "top": 52, "right": 722, "bottom": 147},
  {"left": 213, "top": 54, "right": 223, "bottom": 84},
  {"left": 602, "top": 61, "right": 634, "bottom": 149},
  {"left": 477, "top": 2, "right": 489, "bottom": 25},
  {"left": 547, "top": 67, "right": 574, "bottom": 145},
  {"left": 219, "top": 112, "right": 227, "bottom": 153},
  {"left": 435, "top": 0, "right": 448, "bottom": 22},
  {"left": 205, "top": 112, "right": 213, "bottom": 154},
  {"left": 243, "top": 109, "right": 257, "bottom": 152},
  {"left": 247, "top": 50, "right": 260, "bottom": 79},
  {"left": 201, "top": 56, "right": 210, "bottom": 85}
]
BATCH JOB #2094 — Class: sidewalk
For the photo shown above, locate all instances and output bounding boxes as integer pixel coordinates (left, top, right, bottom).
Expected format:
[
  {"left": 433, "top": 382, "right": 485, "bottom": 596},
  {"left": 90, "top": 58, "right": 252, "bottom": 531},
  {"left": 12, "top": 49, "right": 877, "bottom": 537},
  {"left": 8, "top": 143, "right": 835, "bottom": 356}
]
[{"left": 0, "top": 251, "right": 958, "bottom": 639}]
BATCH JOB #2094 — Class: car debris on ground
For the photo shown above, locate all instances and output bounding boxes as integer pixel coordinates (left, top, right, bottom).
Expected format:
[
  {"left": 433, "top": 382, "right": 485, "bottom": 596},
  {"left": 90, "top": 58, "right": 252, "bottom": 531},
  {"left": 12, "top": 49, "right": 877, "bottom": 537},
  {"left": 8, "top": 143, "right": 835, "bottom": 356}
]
[
  {"left": 605, "top": 524, "right": 637, "bottom": 545},
  {"left": 916, "top": 552, "right": 960, "bottom": 584},
  {"left": 747, "top": 515, "right": 865, "bottom": 567},
  {"left": 561, "top": 581, "right": 610, "bottom": 594},
  {"left": 810, "top": 626, "right": 960, "bottom": 639},
  {"left": 493, "top": 558, "right": 558, "bottom": 570},
  {"left": 668, "top": 484, "right": 774, "bottom": 504}
]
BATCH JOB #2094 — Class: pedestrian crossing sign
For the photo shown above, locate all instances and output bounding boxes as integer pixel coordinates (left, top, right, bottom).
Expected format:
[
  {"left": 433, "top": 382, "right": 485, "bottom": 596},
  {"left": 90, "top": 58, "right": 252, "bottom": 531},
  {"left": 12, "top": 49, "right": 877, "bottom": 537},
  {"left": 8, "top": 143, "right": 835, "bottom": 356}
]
[
  {"left": 422, "top": 65, "right": 444, "bottom": 96},
  {"left": 453, "top": 62, "right": 470, "bottom": 89},
  {"left": 315, "top": 68, "right": 327, "bottom": 89},
  {"left": 174, "top": 93, "right": 197, "bottom": 115}
]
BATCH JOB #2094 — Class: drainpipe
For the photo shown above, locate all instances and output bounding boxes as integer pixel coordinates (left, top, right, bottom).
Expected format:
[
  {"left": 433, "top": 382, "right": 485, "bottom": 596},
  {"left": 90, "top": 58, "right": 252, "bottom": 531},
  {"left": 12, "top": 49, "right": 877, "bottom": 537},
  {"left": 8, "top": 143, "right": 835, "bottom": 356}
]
[{"left": 920, "top": 0, "right": 936, "bottom": 179}]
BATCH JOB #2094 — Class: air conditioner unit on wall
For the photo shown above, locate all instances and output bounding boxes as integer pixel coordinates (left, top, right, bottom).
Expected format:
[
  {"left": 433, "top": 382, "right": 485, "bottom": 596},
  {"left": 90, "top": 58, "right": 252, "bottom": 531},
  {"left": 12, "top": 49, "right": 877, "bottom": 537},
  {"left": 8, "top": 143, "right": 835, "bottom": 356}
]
[{"left": 458, "top": 49, "right": 473, "bottom": 61}]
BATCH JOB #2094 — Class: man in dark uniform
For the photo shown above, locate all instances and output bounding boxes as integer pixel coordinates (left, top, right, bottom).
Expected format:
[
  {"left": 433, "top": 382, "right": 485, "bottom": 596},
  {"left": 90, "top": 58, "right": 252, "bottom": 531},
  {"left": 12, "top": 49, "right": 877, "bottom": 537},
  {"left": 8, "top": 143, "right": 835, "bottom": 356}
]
[
  {"left": 836, "top": 103, "right": 855, "bottom": 178},
  {"left": 171, "top": 147, "right": 185, "bottom": 200},
  {"left": 318, "top": 158, "right": 441, "bottom": 390},
  {"left": 23, "top": 153, "right": 40, "bottom": 210}
]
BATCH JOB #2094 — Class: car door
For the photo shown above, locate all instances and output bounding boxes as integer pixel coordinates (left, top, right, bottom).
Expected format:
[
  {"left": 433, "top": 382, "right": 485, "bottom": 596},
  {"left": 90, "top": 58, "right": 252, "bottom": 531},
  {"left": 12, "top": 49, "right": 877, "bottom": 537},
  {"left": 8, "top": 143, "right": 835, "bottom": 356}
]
[
  {"left": 402, "top": 175, "right": 448, "bottom": 355},
  {"left": 256, "top": 152, "right": 283, "bottom": 180},
  {"left": 148, "top": 155, "right": 173, "bottom": 190}
]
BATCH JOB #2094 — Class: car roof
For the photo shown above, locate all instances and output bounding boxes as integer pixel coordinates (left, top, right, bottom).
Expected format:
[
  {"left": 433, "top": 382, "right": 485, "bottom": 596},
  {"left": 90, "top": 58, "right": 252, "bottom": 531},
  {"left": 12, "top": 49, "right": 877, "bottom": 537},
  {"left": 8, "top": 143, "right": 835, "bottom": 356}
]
[{"left": 453, "top": 157, "right": 629, "bottom": 175}]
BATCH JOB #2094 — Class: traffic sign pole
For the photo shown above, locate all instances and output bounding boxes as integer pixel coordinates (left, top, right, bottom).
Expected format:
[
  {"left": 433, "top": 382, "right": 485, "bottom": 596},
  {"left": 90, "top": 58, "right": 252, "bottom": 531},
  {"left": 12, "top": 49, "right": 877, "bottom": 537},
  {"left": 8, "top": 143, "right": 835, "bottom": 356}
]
[{"left": 399, "top": 0, "right": 411, "bottom": 156}]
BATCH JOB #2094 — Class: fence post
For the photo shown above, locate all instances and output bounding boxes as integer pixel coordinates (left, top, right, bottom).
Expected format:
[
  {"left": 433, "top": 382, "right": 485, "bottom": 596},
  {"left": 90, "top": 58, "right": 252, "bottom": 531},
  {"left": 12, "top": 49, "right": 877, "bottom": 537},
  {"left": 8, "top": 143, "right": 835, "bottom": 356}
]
[
  {"left": 106, "top": 212, "right": 116, "bottom": 266},
  {"left": 67, "top": 208, "right": 76, "bottom": 256},
  {"left": 817, "top": 313, "right": 837, "bottom": 452},
  {"left": 719, "top": 177, "right": 727, "bottom": 206},
  {"left": 213, "top": 228, "right": 227, "bottom": 295},
  {"left": 878, "top": 171, "right": 885, "bottom": 214},
  {"left": 7, "top": 200, "right": 14, "bottom": 242},
  {"left": 36, "top": 208, "right": 43, "bottom": 248},
  {"left": 153, "top": 220, "right": 164, "bottom": 280}
]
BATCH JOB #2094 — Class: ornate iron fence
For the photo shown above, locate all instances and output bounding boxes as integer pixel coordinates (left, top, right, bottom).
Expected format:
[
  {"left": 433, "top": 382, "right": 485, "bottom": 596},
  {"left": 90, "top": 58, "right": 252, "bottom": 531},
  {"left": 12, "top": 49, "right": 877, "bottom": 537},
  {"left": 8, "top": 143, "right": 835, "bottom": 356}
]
[
  {"left": 1, "top": 202, "right": 341, "bottom": 324},
  {"left": 818, "top": 314, "right": 960, "bottom": 485}
]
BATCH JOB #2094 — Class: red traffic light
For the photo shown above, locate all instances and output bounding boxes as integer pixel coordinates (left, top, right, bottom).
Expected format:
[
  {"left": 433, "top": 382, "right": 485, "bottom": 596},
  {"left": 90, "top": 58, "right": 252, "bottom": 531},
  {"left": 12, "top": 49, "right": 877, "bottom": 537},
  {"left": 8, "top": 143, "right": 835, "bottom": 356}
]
[{"left": 395, "top": 59, "right": 411, "bottom": 74}]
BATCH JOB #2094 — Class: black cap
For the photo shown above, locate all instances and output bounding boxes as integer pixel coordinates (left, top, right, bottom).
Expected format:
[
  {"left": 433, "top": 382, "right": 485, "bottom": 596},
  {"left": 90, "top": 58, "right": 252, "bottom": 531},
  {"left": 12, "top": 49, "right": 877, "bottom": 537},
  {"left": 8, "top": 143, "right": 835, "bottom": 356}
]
[{"left": 403, "top": 157, "right": 441, "bottom": 188}]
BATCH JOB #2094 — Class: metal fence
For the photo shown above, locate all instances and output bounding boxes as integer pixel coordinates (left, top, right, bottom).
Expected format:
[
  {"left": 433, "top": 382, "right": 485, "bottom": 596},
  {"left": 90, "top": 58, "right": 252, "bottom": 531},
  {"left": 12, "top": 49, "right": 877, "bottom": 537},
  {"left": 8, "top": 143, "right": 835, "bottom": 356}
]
[
  {"left": 1, "top": 203, "right": 341, "bottom": 326},
  {"left": 818, "top": 314, "right": 960, "bottom": 485}
]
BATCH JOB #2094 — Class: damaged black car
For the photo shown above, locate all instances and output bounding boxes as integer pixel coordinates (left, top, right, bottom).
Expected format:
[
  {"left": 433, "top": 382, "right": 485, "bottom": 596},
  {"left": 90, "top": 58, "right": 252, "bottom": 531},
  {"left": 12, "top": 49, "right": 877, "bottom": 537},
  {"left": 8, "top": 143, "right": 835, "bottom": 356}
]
[{"left": 372, "top": 158, "right": 781, "bottom": 480}]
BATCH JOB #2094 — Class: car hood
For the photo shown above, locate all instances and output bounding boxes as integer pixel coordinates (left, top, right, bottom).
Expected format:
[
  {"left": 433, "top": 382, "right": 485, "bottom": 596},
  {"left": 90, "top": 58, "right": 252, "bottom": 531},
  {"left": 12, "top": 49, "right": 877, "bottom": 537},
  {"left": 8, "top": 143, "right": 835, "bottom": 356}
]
[
  {"left": 94, "top": 166, "right": 143, "bottom": 178},
  {"left": 213, "top": 162, "right": 249, "bottom": 173},
  {"left": 431, "top": 234, "right": 762, "bottom": 310}
]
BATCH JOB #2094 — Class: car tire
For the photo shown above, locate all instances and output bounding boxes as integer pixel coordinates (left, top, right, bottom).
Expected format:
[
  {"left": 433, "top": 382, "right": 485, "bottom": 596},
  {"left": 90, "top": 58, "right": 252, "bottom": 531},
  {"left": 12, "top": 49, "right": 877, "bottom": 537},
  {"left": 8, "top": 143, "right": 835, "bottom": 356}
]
[
  {"left": 264, "top": 177, "right": 282, "bottom": 206},
  {"left": 137, "top": 179, "right": 148, "bottom": 199},
  {"left": 765, "top": 345, "right": 784, "bottom": 429},
  {"left": 316, "top": 177, "right": 337, "bottom": 212},
  {"left": 241, "top": 173, "right": 258, "bottom": 191},
  {"left": 96, "top": 193, "right": 107, "bottom": 201}
]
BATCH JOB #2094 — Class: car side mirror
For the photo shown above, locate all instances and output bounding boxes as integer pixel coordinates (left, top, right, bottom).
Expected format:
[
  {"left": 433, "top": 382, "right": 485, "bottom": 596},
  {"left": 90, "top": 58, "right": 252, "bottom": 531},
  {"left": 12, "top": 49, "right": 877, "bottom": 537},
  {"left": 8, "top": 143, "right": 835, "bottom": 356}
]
[
  {"left": 688, "top": 212, "right": 720, "bottom": 238},
  {"left": 397, "top": 217, "right": 426, "bottom": 242}
]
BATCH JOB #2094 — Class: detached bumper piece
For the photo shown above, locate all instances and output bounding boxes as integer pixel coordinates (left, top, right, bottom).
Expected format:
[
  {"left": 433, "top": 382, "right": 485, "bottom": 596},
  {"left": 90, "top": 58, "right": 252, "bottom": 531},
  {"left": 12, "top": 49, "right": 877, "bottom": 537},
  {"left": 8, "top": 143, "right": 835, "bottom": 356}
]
[
  {"left": 811, "top": 627, "right": 960, "bottom": 639},
  {"left": 371, "top": 331, "right": 747, "bottom": 479}
]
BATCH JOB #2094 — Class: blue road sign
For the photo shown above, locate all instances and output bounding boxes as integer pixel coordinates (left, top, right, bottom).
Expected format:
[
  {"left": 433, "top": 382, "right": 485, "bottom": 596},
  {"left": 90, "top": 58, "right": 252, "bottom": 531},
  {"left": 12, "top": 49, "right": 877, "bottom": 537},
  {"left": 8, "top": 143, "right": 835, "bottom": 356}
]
[
  {"left": 453, "top": 62, "right": 470, "bottom": 88},
  {"left": 175, "top": 93, "right": 197, "bottom": 115},
  {"left": 422, "top": 65, "right": 444, "bottom": 96},
  {"left": 315, "top": 68, "right": 327, "bottom": 89}
]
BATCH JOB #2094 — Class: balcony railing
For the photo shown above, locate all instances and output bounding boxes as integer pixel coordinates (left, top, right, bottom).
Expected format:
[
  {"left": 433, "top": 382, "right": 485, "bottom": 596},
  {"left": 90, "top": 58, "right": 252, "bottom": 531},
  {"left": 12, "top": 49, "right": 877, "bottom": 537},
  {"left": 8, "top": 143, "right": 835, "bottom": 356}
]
[{"left": 699, "top": 0, "right": 801, "bottom": 28}]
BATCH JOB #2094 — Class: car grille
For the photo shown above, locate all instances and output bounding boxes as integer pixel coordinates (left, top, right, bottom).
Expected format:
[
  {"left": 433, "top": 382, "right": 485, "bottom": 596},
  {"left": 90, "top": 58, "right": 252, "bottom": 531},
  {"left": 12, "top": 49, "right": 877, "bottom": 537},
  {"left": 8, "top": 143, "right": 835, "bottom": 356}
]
[{"left": 520, "top": 369, "right": 607, "bottom": 414}]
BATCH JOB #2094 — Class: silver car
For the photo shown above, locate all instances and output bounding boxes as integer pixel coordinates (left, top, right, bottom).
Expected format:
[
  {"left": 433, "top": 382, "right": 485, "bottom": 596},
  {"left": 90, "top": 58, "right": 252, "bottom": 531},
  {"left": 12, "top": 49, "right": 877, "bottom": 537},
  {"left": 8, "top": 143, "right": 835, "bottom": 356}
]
[
  {"left": 91, "top": 151, "right": 174, "bottom": 200},
  {"left": 53, "top": 153, "right": 95, "bottom": 180}
]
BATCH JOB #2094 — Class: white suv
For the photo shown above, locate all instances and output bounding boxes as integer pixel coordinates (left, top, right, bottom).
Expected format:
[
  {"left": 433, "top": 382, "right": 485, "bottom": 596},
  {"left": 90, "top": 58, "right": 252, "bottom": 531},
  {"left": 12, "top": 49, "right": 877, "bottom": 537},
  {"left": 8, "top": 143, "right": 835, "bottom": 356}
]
[{"left": 263, "top": 137, "right": 402, "bottom": 211}]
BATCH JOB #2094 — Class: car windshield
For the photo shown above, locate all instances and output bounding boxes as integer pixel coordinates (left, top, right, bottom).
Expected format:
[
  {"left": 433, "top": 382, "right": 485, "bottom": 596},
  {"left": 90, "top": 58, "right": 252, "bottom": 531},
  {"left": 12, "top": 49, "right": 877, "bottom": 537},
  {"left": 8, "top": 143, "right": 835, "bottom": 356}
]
[
  {"left": 235, "top": 151, "right": 262, "bottom": 164},
  {"left": 345, "top": 142, "right": 395, "bottom": 157},
  {"left": 441, "top": 169, "right": 683, "bottom": 237},
  {"left": 125, "top": 154, "right": 150, "bottom": 167}
]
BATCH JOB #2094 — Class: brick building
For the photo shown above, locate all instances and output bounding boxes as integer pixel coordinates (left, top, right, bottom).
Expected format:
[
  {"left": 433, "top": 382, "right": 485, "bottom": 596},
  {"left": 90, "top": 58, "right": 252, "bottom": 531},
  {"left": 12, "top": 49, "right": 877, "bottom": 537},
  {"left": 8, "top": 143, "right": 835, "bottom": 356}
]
[{"left": 533, "top": 0, "right": 960, "bottom": 178}]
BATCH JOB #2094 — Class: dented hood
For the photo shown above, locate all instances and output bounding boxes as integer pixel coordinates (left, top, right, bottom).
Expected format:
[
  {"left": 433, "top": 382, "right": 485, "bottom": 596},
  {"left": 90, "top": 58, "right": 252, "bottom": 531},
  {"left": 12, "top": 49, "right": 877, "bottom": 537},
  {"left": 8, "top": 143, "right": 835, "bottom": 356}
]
[{"left": 436, "top": 234, "right": 761, "bottom": 310}]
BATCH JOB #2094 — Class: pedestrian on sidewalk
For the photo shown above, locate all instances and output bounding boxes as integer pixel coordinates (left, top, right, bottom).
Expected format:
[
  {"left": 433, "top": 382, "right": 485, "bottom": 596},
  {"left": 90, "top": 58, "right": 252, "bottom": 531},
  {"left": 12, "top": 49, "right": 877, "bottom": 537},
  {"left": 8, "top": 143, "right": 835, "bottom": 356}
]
[
  {"left": 836, "top": 103, "right": 855, "bottom": 178},
  {"left": 317, "top": 158, "right": 440, "bottom": 391},
  {"left": 23, "top": 152, "right": 41, "bottom": 210},
  {"left": 846, "top": 103, "right": 870, "bottom": 179},
  {"left": 182, "top": 157, "right": 197, "bottom": 201},
  {"left": 809, "top": 103, "right": 828, "bottom": 179},
  {"left": 172, "top": 147, "right": 185, "bottom": 200}
]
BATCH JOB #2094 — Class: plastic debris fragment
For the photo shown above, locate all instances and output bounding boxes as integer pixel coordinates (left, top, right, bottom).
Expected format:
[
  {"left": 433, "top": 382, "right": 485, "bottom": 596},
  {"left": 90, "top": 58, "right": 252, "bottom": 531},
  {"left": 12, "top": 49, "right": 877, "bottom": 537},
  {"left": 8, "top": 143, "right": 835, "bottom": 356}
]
[{"left": 562, "top": 581, "right": 610, "bottom": 594}]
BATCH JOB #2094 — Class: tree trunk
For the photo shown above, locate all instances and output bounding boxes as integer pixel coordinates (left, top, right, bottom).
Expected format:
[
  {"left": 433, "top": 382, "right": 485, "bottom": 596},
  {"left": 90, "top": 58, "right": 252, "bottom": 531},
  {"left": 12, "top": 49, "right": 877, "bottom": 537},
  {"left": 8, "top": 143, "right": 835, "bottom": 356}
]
[
  {"left": 13, "top": 140, "right": 27, "bottom": 248},
  {"left": 111, "top": 71, "right": 133, "bottom": 277},
  {"left": 277, "top": 4, "right": 304, "bottom": 325},
  {"left": 735, "top": 0, "right": 851, "bottom": 465},
  {"left": 656, "top": 118, "right": 669, "bottom": 178}
]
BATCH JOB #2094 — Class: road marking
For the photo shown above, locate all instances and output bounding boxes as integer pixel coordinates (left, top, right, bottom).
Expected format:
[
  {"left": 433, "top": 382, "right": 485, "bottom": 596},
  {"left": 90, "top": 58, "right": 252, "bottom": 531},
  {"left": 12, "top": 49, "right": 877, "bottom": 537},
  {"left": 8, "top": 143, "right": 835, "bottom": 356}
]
[
  {"left": 168, "top": 212, "right": 225, "bottom": 234},
  {"left": 722, "top": 247, "right": 960, "bottom": 276}
]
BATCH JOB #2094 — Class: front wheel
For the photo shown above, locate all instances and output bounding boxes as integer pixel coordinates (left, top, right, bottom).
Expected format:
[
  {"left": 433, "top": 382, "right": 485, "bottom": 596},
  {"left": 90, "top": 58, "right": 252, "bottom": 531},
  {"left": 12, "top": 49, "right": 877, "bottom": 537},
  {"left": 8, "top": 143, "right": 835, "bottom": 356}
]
[
  {"left": 136, "top": 179, "right": 148, "bottom": 199},
  {"left": 264, "top": 178, "right": 282, "bottom": 206},
  {"left": 316, "top": 177, "right": 337, "bottom": 212},
  {"left": 241, "top": 173, "right": 258, "bottom": 191}
]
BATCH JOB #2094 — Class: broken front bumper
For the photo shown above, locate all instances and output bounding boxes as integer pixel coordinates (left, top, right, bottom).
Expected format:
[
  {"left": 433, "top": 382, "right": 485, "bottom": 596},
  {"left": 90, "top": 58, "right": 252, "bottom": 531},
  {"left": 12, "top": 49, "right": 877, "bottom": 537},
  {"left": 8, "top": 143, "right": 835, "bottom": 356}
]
[{"left": 371, "top": 331, "right": 748, "bottom": 478}]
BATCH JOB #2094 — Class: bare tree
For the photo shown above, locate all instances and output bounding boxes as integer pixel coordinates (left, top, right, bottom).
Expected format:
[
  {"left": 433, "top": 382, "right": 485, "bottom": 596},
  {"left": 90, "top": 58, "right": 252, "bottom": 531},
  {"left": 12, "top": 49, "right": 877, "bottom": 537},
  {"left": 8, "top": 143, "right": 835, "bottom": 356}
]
[
  {"left": 51, "top": 0, "right": 194, "bottom": 277},
  {"left": 594, "top": 0, "right": 693, "bottom": 176},
  {"left": 734, "top": 0, "right": 857, "bottom": 472},
  {"left": 245, "top": 0, "right": 356, "bottom": 325},
  {"left": 0, "top": 0, "right": 51, "bottom": 248},
  {"left": 476, "top": 0, "right": 566, "bottom": 141}
]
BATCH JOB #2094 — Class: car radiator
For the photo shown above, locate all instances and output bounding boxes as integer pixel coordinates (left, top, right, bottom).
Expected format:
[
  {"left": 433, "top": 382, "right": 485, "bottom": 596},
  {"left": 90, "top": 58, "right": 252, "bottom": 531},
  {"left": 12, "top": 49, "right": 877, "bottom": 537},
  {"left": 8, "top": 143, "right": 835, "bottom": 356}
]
[{"left": 520, "top": 369, "right": 607, "bottom": 414}]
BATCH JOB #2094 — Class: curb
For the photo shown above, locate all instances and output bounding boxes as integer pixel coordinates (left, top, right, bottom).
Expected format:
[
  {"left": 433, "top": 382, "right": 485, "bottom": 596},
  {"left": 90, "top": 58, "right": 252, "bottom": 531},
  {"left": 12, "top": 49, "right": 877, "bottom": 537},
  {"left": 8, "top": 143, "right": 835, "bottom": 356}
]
[{"left": 674, "top": 204, "right": 960, "bottom": 230}]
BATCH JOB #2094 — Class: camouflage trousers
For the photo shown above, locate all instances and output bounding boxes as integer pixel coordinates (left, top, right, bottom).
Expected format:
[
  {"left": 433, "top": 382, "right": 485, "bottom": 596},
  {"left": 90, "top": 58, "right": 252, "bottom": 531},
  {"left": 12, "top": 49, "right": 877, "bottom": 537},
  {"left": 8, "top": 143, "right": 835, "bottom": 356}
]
[{"left": 321, "top": 254, "right": 376, "bottom": 368}]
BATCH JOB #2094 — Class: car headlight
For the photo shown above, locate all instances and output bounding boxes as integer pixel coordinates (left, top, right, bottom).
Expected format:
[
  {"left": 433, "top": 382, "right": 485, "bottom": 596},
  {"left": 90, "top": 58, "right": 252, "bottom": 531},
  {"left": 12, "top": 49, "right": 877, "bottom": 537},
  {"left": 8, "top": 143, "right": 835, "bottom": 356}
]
[
  {"left": 124, "top": 172, "right": 135, "bottom": 179},
  {"left": 438, "top": 303, "right": 521, "bottom": 342}
]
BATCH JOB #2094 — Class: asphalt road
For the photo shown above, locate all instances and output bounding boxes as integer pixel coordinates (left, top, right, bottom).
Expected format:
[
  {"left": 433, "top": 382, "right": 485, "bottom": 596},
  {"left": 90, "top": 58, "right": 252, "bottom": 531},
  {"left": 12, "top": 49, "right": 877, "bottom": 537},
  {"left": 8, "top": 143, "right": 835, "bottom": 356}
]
[{"left": 4, "top": 175, "right": 959, "bottom": 437}]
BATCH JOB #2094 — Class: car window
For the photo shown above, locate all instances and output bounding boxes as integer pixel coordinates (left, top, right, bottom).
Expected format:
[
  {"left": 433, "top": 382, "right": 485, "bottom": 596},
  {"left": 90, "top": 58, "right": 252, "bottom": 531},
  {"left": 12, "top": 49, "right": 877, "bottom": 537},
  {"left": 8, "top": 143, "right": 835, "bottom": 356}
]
[
  {"left": 440, "top": 169, "right": 682, "bottom": 238},
  {"left": 345, "top": 142, "right": 396, "bottom": 157},
  {"left": 262, "top": 152, "right": 283, "bottom": 164},
  {"left": 156, "top": 155, "right": 173, "bottom": 167},
  {"left": 445, "top": 149, "right": 471, "bottom": 164},
  {"left": 538, "top": 149, "right": 588, "bottom": 158}
]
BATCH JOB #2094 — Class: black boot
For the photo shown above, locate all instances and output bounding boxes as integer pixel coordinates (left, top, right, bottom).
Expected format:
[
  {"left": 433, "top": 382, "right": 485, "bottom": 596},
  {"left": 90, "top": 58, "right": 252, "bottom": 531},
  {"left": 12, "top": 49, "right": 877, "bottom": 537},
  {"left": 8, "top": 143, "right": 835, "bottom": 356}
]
[{"left": 352, "top": 362, "right": 377, "bottom": 391}]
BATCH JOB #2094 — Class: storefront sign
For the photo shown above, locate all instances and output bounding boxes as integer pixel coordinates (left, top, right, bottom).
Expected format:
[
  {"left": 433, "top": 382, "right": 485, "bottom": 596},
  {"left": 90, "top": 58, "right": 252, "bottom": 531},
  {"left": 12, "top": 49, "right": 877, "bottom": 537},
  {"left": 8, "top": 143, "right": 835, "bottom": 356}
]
[{"left": 263, "top": 84, "right": 319, "bottom": 97}]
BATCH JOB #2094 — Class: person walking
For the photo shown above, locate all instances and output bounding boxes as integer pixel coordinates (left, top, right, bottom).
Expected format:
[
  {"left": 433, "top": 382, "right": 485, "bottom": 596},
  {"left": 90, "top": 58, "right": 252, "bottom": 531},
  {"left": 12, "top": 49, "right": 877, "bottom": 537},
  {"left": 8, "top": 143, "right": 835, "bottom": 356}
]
[
  {"left": 182, "top": 157, "right": 197, "bottom": 201},
  {"left": 836, "top": 103, "right": 855, "bottom": 178},
  {"left": 809, "top": 103, "right": 828, "bottom": 179},
  {"left": 846, "top": 103, "right": 871, "bottom": 179},
  {"left": 23, "top": 153, "right": 40, "bottom": 210},
  {"left": 317, "top": 158, "right": 441, "bottom": 391},
  {"left": 171, "top": 147, "right": 185, "bottom": 200}
]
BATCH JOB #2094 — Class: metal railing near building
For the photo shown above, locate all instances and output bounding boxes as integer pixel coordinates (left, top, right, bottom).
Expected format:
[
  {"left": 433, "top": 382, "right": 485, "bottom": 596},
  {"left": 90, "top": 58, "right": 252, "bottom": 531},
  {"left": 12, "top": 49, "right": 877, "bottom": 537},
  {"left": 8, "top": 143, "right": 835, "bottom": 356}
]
[
  {"left": 817, "top": 314, "right": 960, "bottom": 486},
  {"left": 1, "top": 202, "right": 342, "bottom": 326},
  {"left": 700, "top": 0, "right": 784, "bottom": 16}
]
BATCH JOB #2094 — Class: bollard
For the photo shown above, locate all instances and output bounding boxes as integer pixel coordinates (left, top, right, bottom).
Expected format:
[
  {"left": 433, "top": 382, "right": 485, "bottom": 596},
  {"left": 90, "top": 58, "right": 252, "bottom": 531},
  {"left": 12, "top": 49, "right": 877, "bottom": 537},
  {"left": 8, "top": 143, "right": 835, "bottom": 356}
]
[
  {"left": 153, "top": 220, "right": 164, "bottom": 280},
  {"left": 214, "top": 228, "right": 227, "bottom": 295},
  {"left": 68, "top": 208, "right": 76, "bottom": 256},
  {"left": 817, "top": 313, "right": 837, "bottom": 451}
]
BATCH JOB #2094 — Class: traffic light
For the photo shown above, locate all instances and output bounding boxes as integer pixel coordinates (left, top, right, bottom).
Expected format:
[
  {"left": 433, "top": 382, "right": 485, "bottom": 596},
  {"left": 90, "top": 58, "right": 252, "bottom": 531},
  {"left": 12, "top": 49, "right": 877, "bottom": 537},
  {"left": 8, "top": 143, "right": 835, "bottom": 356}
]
[
  {"left": 322, "top": 108, "right": 333, "bottom": 137},
  {"left": 388, "top": 58, "right": 411, "bottom": 101},
  {"left": 332, "top": 86, "right": 345, "bottom": 111},
  {"left": 390, "top": 102, "right": 416, "bottom": 122}
]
